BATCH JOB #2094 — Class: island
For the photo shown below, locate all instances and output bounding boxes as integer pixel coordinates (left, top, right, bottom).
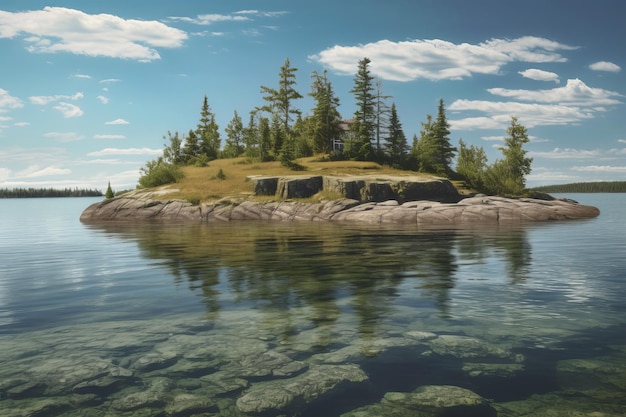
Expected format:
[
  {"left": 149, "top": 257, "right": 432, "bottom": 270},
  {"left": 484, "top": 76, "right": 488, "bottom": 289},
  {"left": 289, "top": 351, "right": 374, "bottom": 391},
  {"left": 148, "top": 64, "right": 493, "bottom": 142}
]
[{"left": 80, "top": 175, "right": 600, "bottom": 225}]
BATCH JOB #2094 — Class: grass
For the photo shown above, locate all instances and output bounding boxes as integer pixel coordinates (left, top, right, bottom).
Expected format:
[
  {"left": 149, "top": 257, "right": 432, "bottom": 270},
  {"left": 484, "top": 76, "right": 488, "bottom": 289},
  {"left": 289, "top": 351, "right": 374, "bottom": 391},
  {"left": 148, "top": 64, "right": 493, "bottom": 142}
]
[{"left": 152, "top": 156, "right": 450, "bottom": 203}]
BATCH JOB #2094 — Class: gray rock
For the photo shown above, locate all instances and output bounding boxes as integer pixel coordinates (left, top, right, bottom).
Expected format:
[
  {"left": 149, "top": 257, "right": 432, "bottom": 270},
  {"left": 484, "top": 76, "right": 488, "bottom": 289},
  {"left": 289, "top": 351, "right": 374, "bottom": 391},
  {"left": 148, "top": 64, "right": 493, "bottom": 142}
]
[
  {"left": 236, "top": 364, "right": 368, "bottom": 414},
  {"left": 426, "top": 335, "right": 520, "bottom": 361},
  {"left": 80, "top": 184, "right": 600, "bottom": 224}
]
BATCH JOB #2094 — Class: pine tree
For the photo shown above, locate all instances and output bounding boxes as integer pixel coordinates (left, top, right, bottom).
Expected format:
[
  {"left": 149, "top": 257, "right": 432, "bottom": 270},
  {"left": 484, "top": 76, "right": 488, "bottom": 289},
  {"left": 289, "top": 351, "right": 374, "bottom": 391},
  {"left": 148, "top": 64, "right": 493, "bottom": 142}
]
[
  {"left": 223, "top": 110, "right": 245, "bottom": 158},
  {"left": 350, "top": 57, "right": 376, "bottom": 160},
  {"left": 374, "top": 77, "right": 392, "bottom": 159},
  {"left": 105, "top": 181, "right": 114, "bottom": 199},
  {"left": 309, "top": 70, "right": 342, "bottom": 154},
  {"left": 384, "top": 103, "right": 408, "bottom": 166},
  {"left": 196, "top": 96, "right": 221, "bottom": 160},
  {"left": 456, "top": 139, "right": 488, "bottom": 191},
  {"left": 497, "top": 116, "right": 533, "bottom": 194},
  {"left": 259, "top": 58, "right": 303, "bottom": 132},
  {"left": 182, "top": 129, "right": 201, "bottom": 162},
  {"left": 431, "top": 98, "right": 456, "bottom": 175}
]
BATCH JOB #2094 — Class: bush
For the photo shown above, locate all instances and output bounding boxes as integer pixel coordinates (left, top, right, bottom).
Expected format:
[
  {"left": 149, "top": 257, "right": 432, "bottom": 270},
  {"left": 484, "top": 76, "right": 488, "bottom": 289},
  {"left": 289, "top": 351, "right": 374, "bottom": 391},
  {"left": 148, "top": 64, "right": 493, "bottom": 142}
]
[{"left": 138, "top": 158, "right": 185, "bottom": 188}]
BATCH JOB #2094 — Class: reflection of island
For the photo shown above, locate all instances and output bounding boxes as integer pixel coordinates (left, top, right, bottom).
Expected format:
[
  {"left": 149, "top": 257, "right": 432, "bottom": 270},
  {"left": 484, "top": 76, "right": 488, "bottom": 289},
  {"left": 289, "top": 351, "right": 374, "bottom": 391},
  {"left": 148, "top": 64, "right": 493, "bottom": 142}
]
[{"left": 86, "top": 222, "right": 532, "bottom": 337}]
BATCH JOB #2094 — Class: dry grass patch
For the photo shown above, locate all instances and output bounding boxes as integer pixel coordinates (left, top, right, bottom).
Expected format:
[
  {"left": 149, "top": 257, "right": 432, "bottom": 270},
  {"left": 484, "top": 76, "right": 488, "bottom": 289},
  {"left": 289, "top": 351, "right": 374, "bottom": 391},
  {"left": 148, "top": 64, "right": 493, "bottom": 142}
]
[{"left": 162, "top": 156, "right": 440, "bottom": 203}]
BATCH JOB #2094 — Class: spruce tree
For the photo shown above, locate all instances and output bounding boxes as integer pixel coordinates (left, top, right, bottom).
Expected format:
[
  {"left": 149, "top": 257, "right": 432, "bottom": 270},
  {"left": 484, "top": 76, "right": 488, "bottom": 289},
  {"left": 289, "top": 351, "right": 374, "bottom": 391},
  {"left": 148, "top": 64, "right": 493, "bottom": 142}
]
[
  {"left": 105, "top": 181, "right": 114, "bottom": 199},
  {"left": 350, "top": 57, "right": 376, "bottom": 160},
  {"left": 384, "top": 103, "right": 408, "bottom": 166},
  {"left": 223, "top": 110, "right": 245, "bottom": 158},
  {"left": 309, "top": 70, "right": 342, "bottom": 154},
  {"left": 431, "top": 98, "right": 456, "bottom": 175},
  {"left": 196, "top": 96, "right": 221, "bottom": 160}
]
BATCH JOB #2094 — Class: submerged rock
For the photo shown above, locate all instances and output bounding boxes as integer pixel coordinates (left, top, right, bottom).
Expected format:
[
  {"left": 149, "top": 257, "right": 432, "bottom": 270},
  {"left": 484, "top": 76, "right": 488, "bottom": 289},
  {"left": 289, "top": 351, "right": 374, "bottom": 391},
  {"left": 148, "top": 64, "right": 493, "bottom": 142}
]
[
  {"left": 342, "top": 385, "right": 495, "bottom": 417},
  {"left": 235, "top": 364, "right": 368, "bottom": 414}
]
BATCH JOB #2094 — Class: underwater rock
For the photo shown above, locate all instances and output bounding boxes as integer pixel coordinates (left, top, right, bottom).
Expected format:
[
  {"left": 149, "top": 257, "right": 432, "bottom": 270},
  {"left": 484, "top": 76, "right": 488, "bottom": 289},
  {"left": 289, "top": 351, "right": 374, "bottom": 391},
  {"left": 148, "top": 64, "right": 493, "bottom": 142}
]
[
  {"left": 164, "top": 393, "right": 218, "bottom": 416},
  {"left": 426, "top": 334, "right": 521, "bottom": 361},
  {"left": 236, "top": 364, "right": 368, "bottom": 414},
  {"left": 342, "top": 385, "right": 494, "bottom": 417}
]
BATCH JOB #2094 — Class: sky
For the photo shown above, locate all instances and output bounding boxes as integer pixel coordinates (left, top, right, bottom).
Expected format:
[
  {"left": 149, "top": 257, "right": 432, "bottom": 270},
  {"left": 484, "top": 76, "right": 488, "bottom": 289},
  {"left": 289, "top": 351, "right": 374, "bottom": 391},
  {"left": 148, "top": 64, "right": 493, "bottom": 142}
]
[{"left": 0, "top": 0, "right": 625, "bottom": 191}]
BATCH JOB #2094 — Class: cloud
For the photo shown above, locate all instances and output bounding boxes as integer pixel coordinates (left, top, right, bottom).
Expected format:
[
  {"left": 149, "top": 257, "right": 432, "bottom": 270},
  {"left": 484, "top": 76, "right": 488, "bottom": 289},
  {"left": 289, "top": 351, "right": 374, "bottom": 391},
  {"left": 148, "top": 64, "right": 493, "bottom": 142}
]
[
  {"left": 449, "top": 100, "right": 594, "bottom": 129},
  {"left": 487, "top": 78, "right": 622, "bottom": 106},
  {"left": 0, "top": 88, "right": 24, "bottom": 109},
  {"left": 528, "top": 148, "right": 602, "bottom": 159},
  {"left": 518, "top": 68, "right": 560, "bottom": 83},
  {"left": 589, "top": 61, "right": 621, "bottom": 72},
  {"left": 93, "top": 134, "right": 126, "bottom": 139},
  {"left": 450, "top": 79, "right": 623, "bottom": 130},
  {"left": 0, "top": 7, "right": 187, "bottom": 61},
  {"left": 14, "top": 122, "right": 30, "bottom": 127},
  {"left": 169, "top": 14, "right": 250, "bottom": 25},
  {"left": 105, "top": 118, "right": 130, "bottom": 125},
  {"left": 72, "top": 73, "right": 91, "bottom": 79},
  {"left": 53, "top": 102, "right": 83, "bottom": 118},
  {"left": 44, "top": 132, "right": 85, "bottom": 142},
  {"left": 571, "top": 165, "right": 626, "bottom": 173},
  {"left": 97, "top": 95, "right": 109, "bottom": 104},
  {"left": 100, "top": 78, "right": 122, "bottom": 84},
  {"left": 87, "top": 147, "right": 162, "bottom": 156},
  {"left": 18, "top": 166, "right": 72, "bottom": 178},
  {"left": 310, "top": 36, "right": 577, "bottom": 82},
  {"left": 29, "top": 91, "right": 83, "bottom": 105}
]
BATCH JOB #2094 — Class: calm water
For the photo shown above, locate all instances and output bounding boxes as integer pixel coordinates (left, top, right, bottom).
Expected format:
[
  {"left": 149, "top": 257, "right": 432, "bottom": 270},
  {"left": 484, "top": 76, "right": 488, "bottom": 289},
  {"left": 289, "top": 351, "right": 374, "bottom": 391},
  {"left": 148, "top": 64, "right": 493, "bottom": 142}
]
[{"left": 0, "top": 195, "right": 625, "bottom": 416}]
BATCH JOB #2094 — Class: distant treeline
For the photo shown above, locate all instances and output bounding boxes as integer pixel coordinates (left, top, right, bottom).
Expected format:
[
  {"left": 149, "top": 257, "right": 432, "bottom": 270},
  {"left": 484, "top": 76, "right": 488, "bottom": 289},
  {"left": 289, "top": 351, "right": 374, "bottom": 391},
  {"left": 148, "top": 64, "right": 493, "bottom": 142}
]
[
  {"left": 533, "top": 181, "right": 626, "bottom": 193},
  {"left": 0, "top": 187, "right": 103, "bottom": 198}
]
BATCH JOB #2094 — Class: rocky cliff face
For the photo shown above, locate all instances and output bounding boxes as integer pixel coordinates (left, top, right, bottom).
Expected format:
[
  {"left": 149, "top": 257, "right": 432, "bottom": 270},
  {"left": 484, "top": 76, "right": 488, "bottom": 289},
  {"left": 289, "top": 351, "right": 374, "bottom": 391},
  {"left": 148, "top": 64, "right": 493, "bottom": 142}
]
[
  {"left": 80, "top": 175, "right": 600, "bottom": 224},
  {"left": 249, "top": 174, "right": 461, "bottom": 203}
]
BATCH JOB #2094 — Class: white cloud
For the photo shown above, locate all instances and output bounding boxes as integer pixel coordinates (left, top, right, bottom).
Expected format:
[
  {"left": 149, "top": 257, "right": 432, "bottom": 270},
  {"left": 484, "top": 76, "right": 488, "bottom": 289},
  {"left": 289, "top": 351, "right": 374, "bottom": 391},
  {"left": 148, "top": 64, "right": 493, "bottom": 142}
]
[
  {"left": 53, "top": 102, "right": 83, "bottom": 118},
  {"left": 0, "top": 88, "right": 24, "bottom": 109},
  {"left": 311, "top": 36, "right": 577, "bottom": 82},
  {"left": 72, "top": 73, "right": 91, "bottom": 79},
  {"left": 528, "top": 148, "right": 602, "bottom": 159},
  {"left": 487, "top": 79, "right": 622, "bottom": 106},
  {"left": 87, "top": 147, "right": 162, "bottom": 156},
  {"left": 571, "top": 165, "right": 626, "bottom": 173},
  {"left": 0, "top": 7, "right": 187, "bottom": 61},
  {"left": 449, "top": 100, "right": 594, "bottom": 129},
  {"left": 44, "top": 132, "right": 85, "bottom": 142},
  {"left": 97, "top": 95, "right": 110, "bottom": 104},
  {"left": 100, "top": 78, "right": 122, "bottom": 84},
  {"left": 29, "top": 91, "right": 83, "bottom": 105},
  {"left": 518, "top": 68, "right": 560, "bottom": 83},
  {"left": 17, "top": 166, "right": 72, "bottom": 178},
  {"left": 14, "top": 122, "right": 30, "bottom": 127},
  {"left": 169, "top": 14, "right": 250, "bottom": 25},
  {"left": 105, "top": 118, "right": 130, "bottom": 125},
  {"left": 589, "top": 61, "right": 621, "bottom": 72},
  {"left": 93, "top": 134, "right": 126, "bottom": 139}
]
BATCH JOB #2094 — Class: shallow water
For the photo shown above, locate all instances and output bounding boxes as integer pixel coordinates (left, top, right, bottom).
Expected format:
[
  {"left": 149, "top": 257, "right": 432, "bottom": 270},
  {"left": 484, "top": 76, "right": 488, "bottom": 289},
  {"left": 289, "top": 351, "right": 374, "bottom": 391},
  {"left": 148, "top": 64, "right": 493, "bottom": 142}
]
[{"left": 0, "top": 195, "right": 624, "bottom": 416}]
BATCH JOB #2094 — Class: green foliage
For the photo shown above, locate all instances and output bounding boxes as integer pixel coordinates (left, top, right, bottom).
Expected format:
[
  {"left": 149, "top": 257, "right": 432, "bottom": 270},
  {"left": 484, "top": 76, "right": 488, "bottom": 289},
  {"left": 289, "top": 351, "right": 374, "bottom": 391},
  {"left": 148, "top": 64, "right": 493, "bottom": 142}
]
[
  {"left": 197, "top": 96, "right": 221, "bottom": 161},
  {"left": 309, "top": 70, "right": 342, "bottom": 154},
  {"left": 533, "top": 181, "right": 626, "bottom": 193},
  {"left": 162, "top": 131, "right": 185, "bottom": 165},
  {"left": 258, "top": 57, "right": 303, "bottom": 132},
  {"left": 456, "top": 139, "right": 488, "bottom": 190},
  {"left": 214, "top": 168, "right": 226, "bottom": 180},
  {"left": 223, "top": 110, "right": 245, "bottom": 158},
  {"left": 350, "top": 58, "right": 376, "bottom": 160},
  {"left": 138, "top": 157, "right": 185, "bottom": 188},
  {"left": 0, "top": 187, "right": 103, "bottom": 198},
  {"left": 384, "top": 103, "right": 408, "bottom": 166},
  {"left": 105, "top": 182, "right": 114, "bottom": 199},
  {"left": 455, "top": 117, "right": 532, "bottom": 196}
]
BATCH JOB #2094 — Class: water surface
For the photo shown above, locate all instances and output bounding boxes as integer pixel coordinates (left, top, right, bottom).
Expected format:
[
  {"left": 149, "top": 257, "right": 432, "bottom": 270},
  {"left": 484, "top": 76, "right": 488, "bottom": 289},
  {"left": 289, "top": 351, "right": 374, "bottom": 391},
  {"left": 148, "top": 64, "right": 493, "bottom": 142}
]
[{"left": 0, "top": 195, "right": 624, "bottom": 416}]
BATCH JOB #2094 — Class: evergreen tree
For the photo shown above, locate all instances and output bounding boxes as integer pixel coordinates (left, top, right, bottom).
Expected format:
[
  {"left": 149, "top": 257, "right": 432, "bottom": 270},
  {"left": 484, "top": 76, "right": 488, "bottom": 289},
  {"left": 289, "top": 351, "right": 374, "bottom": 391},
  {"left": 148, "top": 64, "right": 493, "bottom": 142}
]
[
  {"left": 269, "top": 114, "right": 285, "bottom": 159},
  {"left": 374, "top": 77, "right": 392, "bottom": 160},
  {"left": 350, "top": 57, "right": 376, "bottom": 160},
  {"left": 309, "top": 70, "right": 342, "bottom": 154},
  {"left": 182, "top": 129, "right": 201, "bottom": 162},
  {"left": 242, "top": 113, "right": 259, "bottom": 159},
  {"left": 259, "top": 58, "right": 303, "bottom": 132},
  {"left": 384, "top": 103, "right": 408, "bottom": 166},
  {"left": 196, "top": 96, "right": 221, "bottom": 160},
  {"left": 162, "top": 131, "right": 185, "bottom": 165},
  {"left": 258, "top": 116, "right": 272, "bottom": 162},
  {"left": 223, "top": 110, "right": 245, "bottom": 158},
  {"left": 105, "top": 181, "right": 114, "bottom": 199},
  {"left": 487, "top": 116, "right": 532, "bottom": 195},
  {"left": 431, "top": 98, "right": 456, "bottom": 175},
  {"left": 415, "top": 114, "right": 438, "bottom": 173}
]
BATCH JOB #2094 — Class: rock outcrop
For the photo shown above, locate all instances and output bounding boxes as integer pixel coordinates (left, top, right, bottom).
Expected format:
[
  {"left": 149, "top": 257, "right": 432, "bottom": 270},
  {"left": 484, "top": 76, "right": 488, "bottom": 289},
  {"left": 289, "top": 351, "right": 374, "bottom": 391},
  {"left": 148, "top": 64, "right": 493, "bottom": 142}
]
[{"left": 80, "top": 175, "right": 600, "bottom": 224}]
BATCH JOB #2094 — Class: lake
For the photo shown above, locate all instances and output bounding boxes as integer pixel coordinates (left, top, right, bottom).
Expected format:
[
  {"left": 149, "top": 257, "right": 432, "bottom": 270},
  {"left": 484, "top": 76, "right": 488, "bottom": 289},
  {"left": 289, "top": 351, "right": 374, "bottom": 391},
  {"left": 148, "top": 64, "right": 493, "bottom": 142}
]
[{"left": 0, "top": 194, "right": 625, "bottom": 416}]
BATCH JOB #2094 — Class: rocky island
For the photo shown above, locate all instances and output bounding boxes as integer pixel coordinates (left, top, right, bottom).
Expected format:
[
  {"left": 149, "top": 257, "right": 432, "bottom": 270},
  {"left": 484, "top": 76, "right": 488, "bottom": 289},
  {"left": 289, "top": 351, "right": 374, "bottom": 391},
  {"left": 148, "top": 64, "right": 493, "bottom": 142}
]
[{"left": 80, "top": 175, "right": 600, "bottom": 224}]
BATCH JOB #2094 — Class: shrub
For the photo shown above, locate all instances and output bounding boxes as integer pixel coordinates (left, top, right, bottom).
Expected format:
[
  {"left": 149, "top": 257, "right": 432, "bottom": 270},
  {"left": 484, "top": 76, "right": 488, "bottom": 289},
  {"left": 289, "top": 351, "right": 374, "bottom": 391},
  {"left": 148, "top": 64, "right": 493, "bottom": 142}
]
[{"left": 138, "top": 158, "right": 185, "bottom": 188}]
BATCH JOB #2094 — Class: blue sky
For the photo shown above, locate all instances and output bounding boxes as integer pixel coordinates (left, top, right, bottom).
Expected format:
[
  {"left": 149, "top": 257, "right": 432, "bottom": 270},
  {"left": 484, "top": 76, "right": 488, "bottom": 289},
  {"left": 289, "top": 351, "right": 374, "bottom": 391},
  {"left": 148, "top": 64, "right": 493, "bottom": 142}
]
[{"left": 0, "top": 0, "right": 624, "bottom": 191}]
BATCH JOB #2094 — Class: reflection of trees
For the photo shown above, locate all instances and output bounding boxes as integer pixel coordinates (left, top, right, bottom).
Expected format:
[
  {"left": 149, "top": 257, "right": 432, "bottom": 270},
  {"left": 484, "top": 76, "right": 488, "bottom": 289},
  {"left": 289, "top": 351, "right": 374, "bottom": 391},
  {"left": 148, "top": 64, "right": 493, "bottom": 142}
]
[{"left": 86, "top": 221, "right": 532, "bottom": 338}]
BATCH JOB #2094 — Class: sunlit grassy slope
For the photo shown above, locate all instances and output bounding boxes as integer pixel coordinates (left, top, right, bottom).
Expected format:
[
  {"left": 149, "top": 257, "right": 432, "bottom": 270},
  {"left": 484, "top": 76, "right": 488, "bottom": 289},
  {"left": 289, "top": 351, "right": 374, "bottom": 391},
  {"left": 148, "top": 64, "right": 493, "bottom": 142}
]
[{"left": 157, "top": 156, "right": 466, "bottom": 203}]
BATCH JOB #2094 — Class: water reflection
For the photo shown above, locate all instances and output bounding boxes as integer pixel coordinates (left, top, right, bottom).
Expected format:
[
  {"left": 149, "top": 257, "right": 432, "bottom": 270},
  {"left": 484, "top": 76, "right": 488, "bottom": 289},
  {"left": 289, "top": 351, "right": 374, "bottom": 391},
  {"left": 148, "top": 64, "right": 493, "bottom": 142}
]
[{"left": 87, "top": 222, "right": 533, "bottom": 334}]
